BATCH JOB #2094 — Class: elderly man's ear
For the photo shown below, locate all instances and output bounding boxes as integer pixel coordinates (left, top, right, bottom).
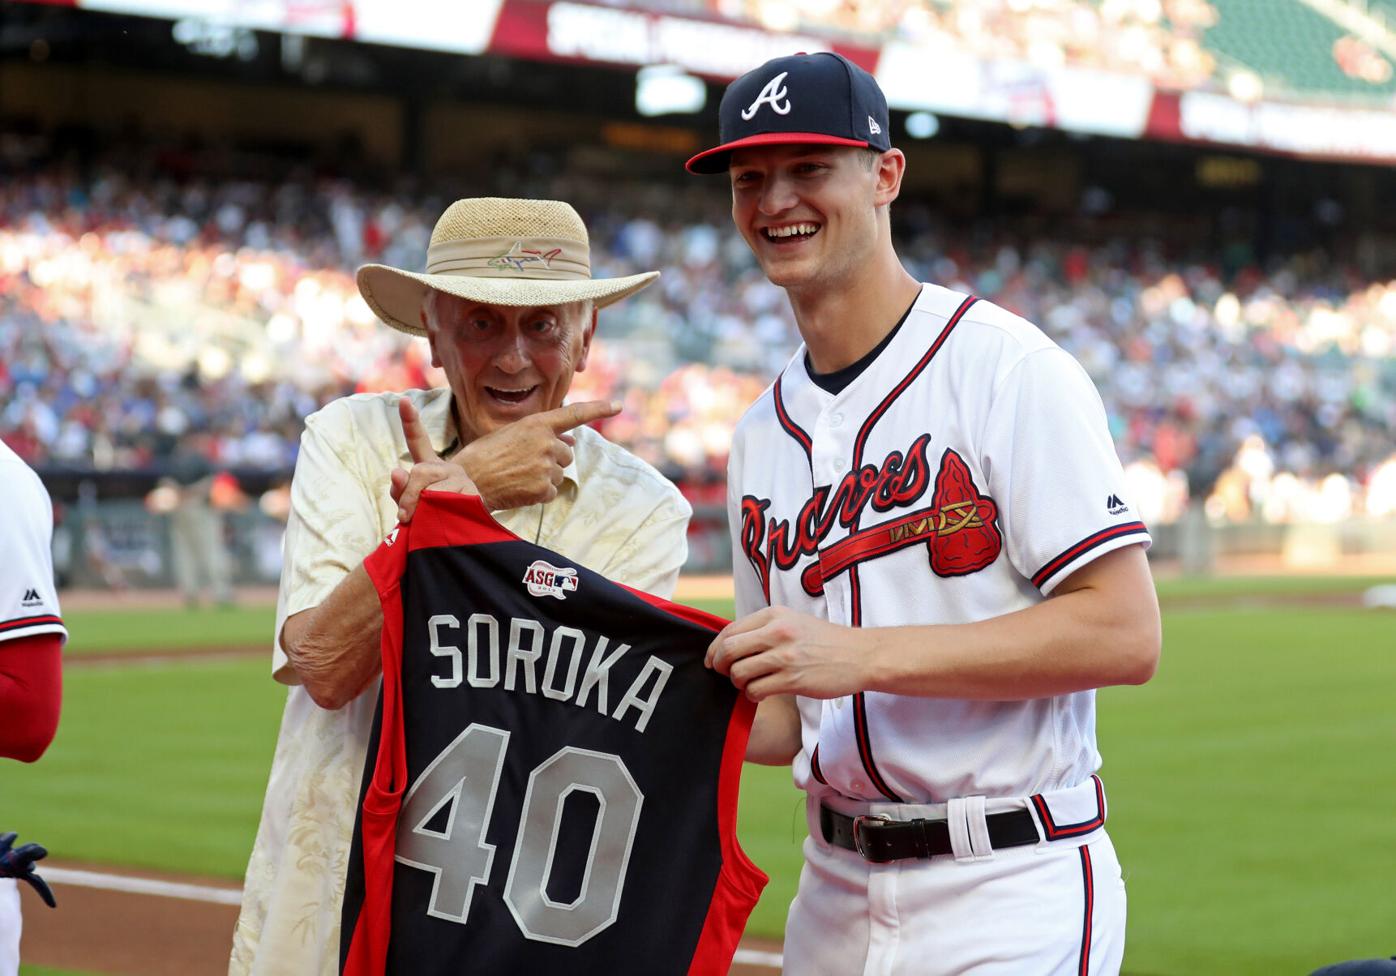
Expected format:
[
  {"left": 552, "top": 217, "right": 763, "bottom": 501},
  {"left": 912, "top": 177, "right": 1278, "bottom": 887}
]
[{"left": 576, "top": 307, "right": 599, "bottom": 372}]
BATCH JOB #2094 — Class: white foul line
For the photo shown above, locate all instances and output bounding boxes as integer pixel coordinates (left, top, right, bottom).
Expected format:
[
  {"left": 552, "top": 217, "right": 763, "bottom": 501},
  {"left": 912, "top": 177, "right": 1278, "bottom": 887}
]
[
  {"left": 42, "top": 866, "right": 785, "bottom": 969},
  {"left": 41, "top": 867, "right": 244, "bottom": 906},
  {"left": 733, "top": 947, "right": 785, "bottom": 968}
]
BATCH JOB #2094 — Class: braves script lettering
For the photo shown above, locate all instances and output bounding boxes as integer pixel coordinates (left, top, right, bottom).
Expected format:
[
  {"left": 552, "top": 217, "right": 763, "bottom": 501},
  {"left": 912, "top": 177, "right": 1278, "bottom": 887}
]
[{"left": 741, "top": 433, "right": 933, "bottom": 596}]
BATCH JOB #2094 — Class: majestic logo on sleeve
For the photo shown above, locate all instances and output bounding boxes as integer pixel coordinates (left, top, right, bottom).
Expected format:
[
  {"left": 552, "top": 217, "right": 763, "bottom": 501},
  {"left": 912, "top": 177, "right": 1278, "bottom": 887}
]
[
  {"left": 741, "top": 71, "right": 792, "bottom": 120},
  {"left": 740, "top": 438, "right": 1003, "bottom": 597},
  {"left": 21, "top": 588, "right": 42, "bottom": 607},
  {"left": 523, "top": 561, "right": 579, "bottom": 600}
]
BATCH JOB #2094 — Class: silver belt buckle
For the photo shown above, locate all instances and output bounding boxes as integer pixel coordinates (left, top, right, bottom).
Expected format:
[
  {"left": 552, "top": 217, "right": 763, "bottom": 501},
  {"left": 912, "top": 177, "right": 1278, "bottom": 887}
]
[{"left": 851, "top": 814, "right": 891, "bottom": 860}]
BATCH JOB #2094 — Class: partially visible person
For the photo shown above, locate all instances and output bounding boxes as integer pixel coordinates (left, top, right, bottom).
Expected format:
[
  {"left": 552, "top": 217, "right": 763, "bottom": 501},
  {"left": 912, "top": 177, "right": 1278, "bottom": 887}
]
[
  {"left": 1312, "top": 959, "right": 1396, "bottom": 975},
  {"left": 156, "top": 430, "right": 236, "bottom": 607},
  {"left": 0, "top": 439, "right": 66, "bottom": 976},
  {"left": 690, "top": 53, "right": 1160, "bottom": 975},
  {"left": 230, "top": 198, "right": 692, "bottom": 976}
]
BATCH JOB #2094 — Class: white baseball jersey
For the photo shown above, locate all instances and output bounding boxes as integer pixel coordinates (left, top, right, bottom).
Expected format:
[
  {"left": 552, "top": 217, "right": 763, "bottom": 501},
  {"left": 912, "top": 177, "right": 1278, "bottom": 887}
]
[
  {"left": 0, "top": 442, "right": 66, "bottom": 647},
  {"left": 0, "top": 440, "right": 67, "bottom": 976},
  {"left": 727, "top": 284, "right": 1150, "bottom": 805}
]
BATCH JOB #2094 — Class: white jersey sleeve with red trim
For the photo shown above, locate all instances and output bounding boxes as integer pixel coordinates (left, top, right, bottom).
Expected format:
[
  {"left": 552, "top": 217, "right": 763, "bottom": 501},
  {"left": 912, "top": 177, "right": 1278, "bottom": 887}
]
[
  {"left": 980, "top": 345, "right": 1150, "bottom": 594},
  {"left": 0, "top": 444, "right": 66, "bottom": 644}
]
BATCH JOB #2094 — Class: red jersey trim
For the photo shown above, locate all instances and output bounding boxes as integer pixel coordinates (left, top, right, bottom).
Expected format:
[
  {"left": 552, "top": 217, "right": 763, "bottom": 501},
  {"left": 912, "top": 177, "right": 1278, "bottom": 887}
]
[
  {"left": 343, "top": 522, "right": 413, "bottom": 976},
  {"left": 1077, "top": 845, "right": 1095, "bottom": 976},
  {"left": 772, "top": 375, "right": 814, "bottom": 464},
  {"left": 1031, "top": 523, "right": 1149, "bottom": 590},
  {"left": 687, "top": 692, "right": 768, "bottom": 974},
  {"left": 850, "top": 294, "right": 978, "bottom": 468},
  {"left": 1030, "top": 774, "right": 1106, "bottom": 841},
  {"left": 0, "top": 614, "right": 64, "bottom": 636}
]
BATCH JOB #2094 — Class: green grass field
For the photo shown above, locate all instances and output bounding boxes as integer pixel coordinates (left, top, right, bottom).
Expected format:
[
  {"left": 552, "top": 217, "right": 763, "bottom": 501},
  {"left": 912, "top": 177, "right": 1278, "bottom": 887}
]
[{"left": 7, "top": 577, "right": 1396, "bottom": 974}]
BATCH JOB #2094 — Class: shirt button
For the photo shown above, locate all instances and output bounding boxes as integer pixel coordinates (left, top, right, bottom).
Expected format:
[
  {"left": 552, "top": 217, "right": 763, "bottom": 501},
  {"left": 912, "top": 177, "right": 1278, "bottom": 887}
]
[
  {"left": 852, "top": 779, "right": 867, "bottom": 793},
  {"left": 829, "top": 412, "right": 844, "bottom": 427}
]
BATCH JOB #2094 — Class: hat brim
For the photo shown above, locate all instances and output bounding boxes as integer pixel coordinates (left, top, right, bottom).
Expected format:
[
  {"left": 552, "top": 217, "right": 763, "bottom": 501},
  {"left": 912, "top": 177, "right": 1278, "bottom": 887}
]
[
  {"left": 357, "top": 266, "right": 660, "bottom": 336},
  {"left": 685, "top": 132, "right": 875, "bottom": 174}
]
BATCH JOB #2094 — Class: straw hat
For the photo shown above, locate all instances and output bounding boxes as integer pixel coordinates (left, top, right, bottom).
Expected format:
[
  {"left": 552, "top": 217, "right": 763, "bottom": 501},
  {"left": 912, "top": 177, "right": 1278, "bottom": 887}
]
[{"left": 356, "top": 197, "right": 659, "bottom": 336}]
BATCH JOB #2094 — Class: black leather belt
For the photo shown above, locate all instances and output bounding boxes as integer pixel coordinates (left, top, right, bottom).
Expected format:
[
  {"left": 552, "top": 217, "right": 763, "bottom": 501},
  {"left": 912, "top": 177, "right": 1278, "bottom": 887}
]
[{"left": 820, "top": 804, "right": 1040, "bottom": 863}]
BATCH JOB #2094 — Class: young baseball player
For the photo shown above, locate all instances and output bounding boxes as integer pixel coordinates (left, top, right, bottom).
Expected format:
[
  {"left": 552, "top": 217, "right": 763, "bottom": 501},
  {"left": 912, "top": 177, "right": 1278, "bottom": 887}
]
[
  {"left": 0, "top": 440, "right": 65, "bottom": 975},
  {"left": 690, "top": 53, "right": 1161, "bottom": 974}
]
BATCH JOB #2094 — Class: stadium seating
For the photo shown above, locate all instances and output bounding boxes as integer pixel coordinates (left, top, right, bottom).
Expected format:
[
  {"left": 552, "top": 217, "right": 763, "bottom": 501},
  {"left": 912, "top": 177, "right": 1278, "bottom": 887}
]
[{"left": 1206, "top": 0, "right": 1396, "bottom": 99}]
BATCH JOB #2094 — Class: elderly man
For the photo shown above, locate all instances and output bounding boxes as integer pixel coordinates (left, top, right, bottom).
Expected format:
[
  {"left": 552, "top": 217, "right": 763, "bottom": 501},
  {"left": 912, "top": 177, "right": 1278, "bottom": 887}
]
[{"left": 230, "top": 198, "right": 690, "bottom": 976}]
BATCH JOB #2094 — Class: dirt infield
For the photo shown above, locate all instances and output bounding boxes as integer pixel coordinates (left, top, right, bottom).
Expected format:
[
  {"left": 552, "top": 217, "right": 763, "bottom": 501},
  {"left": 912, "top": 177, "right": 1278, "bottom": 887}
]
[{"left": 22, "top": 863, "right": 784, "bottom": 975}]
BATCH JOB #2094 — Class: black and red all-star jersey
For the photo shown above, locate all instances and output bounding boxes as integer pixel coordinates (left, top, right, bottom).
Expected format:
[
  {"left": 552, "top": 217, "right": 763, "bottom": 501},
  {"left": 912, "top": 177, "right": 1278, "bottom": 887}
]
[{"left": 341, "top": 492, "right": 767, "bottom": 976}]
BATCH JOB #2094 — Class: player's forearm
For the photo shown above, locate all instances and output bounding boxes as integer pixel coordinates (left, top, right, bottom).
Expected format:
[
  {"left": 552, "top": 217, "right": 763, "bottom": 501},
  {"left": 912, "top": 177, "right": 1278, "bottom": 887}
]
[
  {"left": 863, "top": 547, "right": 1160, "bottom": 700},
  {"left": 281, "top": 563, "right": 384, "bottom": 710},
  {"left": 744, "top": 694, "right": 801, "bottom": 765}
]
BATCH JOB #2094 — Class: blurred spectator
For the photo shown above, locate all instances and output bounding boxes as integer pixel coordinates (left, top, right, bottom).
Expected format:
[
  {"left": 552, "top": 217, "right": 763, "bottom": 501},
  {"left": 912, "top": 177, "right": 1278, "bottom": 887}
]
[{"left": 146, "top": 430, "right": 235, "bottom": 606}]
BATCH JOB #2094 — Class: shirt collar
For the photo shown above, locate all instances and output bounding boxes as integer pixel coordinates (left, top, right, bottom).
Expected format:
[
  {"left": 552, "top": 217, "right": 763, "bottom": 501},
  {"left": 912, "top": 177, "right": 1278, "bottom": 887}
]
[{"left": 399, "top": 389, "right": 579, "bottom": 488}]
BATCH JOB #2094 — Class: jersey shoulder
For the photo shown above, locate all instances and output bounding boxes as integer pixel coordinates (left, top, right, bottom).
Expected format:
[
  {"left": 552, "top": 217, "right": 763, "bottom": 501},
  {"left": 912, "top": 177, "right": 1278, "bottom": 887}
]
[
  {"left": 922, "top": 285, "right": 1058, "bottom": 361},
  {"left": 0, "top": 445, "right": 53, "bottom": 518}
]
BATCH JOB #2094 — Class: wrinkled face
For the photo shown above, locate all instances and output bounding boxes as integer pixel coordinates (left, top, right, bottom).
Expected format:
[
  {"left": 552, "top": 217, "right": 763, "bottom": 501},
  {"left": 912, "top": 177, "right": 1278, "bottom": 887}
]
[
  {"left": 729, "top": 144, "right": 882, "bottom": 292},
  {"left": 423, "top": 292, "right": 596, "bottom": 444}
]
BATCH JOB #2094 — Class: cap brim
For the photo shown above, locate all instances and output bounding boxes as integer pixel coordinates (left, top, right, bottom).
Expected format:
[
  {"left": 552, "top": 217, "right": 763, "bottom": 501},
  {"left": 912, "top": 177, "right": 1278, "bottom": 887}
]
[
  {"left": 356, "top": 266, "right": 660, "bottom": 336},
  {"left": 685, "top": 132, "right": 874, "bottom": 174}
]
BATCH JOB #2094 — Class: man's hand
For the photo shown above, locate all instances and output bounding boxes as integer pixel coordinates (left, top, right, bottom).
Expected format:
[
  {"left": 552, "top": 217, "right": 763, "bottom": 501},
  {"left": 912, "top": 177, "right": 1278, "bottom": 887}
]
[
  {"left": 453, "top": 399, "right": 620, "bottom": 513},
  {"left": 0, "top": 831, "right": 56, "bottom": 908},
  {"left": 391, "top": 397, "right": 621, "bottom": 521},
  {"left": 390, "top": 397, "right": 478, "bottom": 521},
  {"left": 706, "top": 606, "right": 871, "bottom": 702}
]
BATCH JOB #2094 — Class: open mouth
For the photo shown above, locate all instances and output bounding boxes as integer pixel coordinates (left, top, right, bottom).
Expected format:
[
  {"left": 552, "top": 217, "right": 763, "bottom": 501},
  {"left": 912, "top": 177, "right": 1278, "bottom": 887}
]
[
  {"left": 486, "top": 385, "right": 538, "bottom": 406},
  {"left": 762, "top": 222, "right": 820, "bottom": 242}
]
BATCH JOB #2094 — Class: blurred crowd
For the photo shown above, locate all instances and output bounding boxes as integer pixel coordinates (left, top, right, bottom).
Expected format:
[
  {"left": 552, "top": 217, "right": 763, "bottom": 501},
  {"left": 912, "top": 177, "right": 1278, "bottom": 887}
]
[
  {"left": 3, "top": 157, "right": 1396, "bottom": 525},
  {"left": 642, "top": 0, "right": 1221, "bottom": 90}
]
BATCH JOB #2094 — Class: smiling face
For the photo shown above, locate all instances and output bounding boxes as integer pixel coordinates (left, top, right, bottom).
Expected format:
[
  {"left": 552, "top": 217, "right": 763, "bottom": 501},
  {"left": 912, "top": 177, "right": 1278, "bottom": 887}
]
[
  {"left": 422, "top": 291, "right": 596, "bottom": 444},
  {"left": 729, "top": 144, "right": 886, "bottom": 293}
]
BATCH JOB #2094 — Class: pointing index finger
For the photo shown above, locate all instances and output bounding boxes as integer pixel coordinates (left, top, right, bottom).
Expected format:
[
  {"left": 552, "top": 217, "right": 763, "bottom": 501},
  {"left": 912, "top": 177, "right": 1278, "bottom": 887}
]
[
  {"left": 399, "top": 396, "right": 438, "bottom": 464},
  {"left": 542, "top": 399, "right": 621, "bottom": 434}
]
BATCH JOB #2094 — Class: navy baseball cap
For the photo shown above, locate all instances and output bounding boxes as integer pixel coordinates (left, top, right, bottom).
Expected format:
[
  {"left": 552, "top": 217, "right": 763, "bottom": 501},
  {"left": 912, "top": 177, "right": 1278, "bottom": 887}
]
[{"left": 686, "top": 51, "right": 891, "bottom": 175}]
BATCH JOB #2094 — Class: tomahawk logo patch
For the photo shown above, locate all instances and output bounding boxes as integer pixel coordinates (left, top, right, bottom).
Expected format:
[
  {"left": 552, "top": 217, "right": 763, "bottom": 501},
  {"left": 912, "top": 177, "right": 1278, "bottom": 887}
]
[{"left": 523, "top": 560, "right": 579, "bottom": 600}]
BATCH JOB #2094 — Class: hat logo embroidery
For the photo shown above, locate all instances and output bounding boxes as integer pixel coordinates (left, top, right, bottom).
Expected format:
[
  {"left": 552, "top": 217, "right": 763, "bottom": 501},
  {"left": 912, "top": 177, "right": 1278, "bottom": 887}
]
[
  {"left": 741, "top": 71, "right": 792, "bottom": 120},
  {"left": 487, "top": 241, "right": 563, "bottom": 273},
  {"left": 868, "top": 116, "right": 882, "bottom": 135}
]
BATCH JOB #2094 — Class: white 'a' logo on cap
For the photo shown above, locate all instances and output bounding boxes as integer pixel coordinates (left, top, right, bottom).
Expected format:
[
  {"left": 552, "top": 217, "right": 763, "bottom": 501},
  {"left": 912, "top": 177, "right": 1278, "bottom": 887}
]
[{"left": 742, "top": 71, "right": 792, "bottom": 120}]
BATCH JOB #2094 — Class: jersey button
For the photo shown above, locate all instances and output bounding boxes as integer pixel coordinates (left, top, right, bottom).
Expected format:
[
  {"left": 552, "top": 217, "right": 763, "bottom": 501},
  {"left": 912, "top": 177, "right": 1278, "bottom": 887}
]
[
  {"left": 829, "top": 412, "right": 844, "bottom": 427},
  {"left": 852, "top": 779, "right": 867, "bottom": 793}
]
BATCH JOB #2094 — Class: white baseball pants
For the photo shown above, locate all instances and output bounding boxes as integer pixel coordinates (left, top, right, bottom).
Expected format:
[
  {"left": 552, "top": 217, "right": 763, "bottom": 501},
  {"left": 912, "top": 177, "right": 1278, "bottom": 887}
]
[
  {"left": 783, "top": 783, "right": 1126, "bottom": 976},
  {"left": 0, "top": 878, "right": 19, "bottom": 976}
]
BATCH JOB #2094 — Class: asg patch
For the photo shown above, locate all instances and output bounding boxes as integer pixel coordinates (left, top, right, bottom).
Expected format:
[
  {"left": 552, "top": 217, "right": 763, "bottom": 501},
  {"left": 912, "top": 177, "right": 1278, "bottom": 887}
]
[{"left": 522, "top": 560, "right": 579, "bottom": 600}]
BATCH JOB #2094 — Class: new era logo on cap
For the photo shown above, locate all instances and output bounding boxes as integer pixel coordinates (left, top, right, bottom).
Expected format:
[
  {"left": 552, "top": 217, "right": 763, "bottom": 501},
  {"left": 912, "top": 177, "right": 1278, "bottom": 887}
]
[{"left": 686, "top": 52, "right": 892, "bottom": 173}]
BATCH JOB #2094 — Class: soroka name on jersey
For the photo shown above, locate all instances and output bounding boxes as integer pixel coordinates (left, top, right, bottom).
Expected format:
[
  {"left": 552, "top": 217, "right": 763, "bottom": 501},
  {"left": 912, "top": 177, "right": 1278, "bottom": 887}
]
[
  {"left": 739, "top": 433, "right": 934, "bottom": 597},
  {"left": 424, "top": 612, "right": 673, "bottom": 734}
]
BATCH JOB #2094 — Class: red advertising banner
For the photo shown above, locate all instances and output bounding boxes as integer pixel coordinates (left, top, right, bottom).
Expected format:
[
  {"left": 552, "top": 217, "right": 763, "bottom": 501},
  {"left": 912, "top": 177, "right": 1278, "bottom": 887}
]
[{"left": 488, "top": 0, "right": 879, "bottom": 81}]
